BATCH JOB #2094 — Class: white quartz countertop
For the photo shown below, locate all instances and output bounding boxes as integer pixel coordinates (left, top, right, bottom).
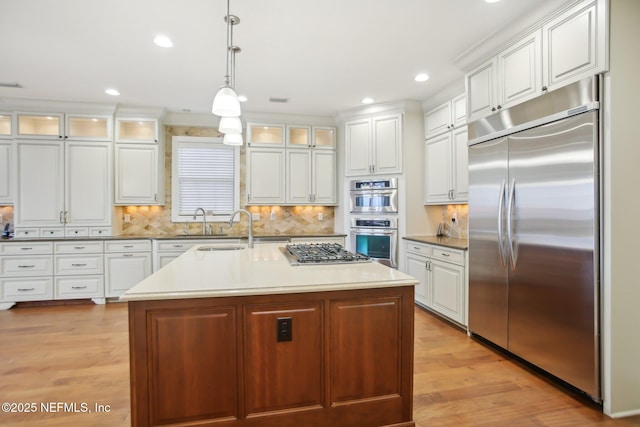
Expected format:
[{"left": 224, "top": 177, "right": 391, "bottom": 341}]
[{"left": 120, "top": 243, "right": 418, "bottom": 301}]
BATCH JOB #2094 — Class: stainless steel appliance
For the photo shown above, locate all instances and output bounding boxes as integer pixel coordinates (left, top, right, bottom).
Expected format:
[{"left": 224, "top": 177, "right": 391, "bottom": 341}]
[
  {"left": 281, "top": 243, "right": 370, "bottom": 266},
  {"left": 349, "top": 178, "right": 398, "bottom": 214},
  {"left": 467, "top": 76, "right": 601, "bottom": 401},
  {"left": 350, "top": 217, "right": 398, "bottom": 268}
]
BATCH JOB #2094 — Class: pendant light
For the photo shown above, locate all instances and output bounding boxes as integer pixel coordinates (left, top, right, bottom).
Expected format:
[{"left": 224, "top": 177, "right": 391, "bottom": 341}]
[
  {"left": 212, "top": 0, "right": 241, "bottom": 117},
  {"left": 219, "top": 116, "right": 242, "bottom": 134},
  {"left": 223, "top": 133, "right": 243, "bottom": 146}
]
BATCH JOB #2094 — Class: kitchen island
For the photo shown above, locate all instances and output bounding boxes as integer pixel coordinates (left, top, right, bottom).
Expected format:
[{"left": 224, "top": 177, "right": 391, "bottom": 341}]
[{"left": 121, "top": 242, "right": 418, "bottom": 427}]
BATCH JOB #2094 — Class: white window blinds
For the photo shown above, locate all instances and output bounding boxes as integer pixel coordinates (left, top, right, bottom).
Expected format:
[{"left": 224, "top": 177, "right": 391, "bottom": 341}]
[{"left": 172, "top": 137, "right": 239, "bottom": 221}]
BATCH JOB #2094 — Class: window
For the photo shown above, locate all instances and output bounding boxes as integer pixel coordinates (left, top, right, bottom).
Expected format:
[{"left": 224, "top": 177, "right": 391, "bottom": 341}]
[{"left": 171, "top": 136, "right": 240, "bottom": 222}]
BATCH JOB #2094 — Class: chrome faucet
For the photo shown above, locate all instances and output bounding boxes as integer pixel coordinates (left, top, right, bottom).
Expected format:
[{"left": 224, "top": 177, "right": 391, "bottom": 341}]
[
  {"left": 193, "top": 207, "right": 207, "bottom": 236},
  {"left": 228, "top": 209, "right": 253, "bottom": 248}
]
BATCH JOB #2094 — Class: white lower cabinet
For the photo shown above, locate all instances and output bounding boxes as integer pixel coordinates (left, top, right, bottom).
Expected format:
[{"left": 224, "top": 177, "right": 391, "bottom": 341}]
[
  {"left": 153, "top": 239, "right": 241, "bottom": 272},
  {"left": 0, "top": 241, "right": 54, "bottom": 309},
  {"left": 105, "top": 240, "right": 152, "bottom": 297},
  {"left": 404, "top": 240, "right": 467, "bottom": 326},
  {"left": 53, "top": 240, "right": 104, "bottom": 302}
]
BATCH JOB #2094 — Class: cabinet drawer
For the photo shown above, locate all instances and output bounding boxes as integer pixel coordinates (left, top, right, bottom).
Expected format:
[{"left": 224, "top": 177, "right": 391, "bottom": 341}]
[
  {"left": 405, "top": 242, "right": 431, "bottom": 257},
  {"left": 430, "top": 246, "right": 465, "bottom": 265},
  {"left": 90, "top": 227, "right": 112, "bottom": 238},
  {"left": 55, "top": 241, "right": 104, "bottom": 254},
  {"left": 0, "top": 242, "right": 53, "bottom": 255},
  {"left": 105, "top": 240, "right": 152, "bottom": 253},
  {"left": 54, "top": 254, "right": 103, "bottom": 275},
  {"left": 1, "top": 277, "right": 53, "bottom": 301},
  {"left": 65, "top": 227, "right": 89, "bottom": 237},
  {"left": 156, "top": 240, "right": 201, "bottom": 252},
  {"left": 55, "top": 275, "right": 104, "bottom": 299},
  {"left": 13, "top": 228, "right": 40, "bottom": 238},
  {"left": 41, "top": 228, "right": 65, "bottom": 238},
  {"left": 1, "top": 256, "right": 54, "bottom": 276}
]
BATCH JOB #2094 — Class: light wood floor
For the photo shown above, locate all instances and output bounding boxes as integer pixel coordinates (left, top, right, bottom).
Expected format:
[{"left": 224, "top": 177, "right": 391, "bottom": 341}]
[{"left": 0, "top": 302, "right": 639, "bottom": 427}]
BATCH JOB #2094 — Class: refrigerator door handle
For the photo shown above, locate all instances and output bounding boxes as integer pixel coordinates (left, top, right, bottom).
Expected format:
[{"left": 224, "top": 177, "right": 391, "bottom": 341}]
[
  {"left": 497, "top": 179, "right": 507, "bottom": 268},
  {"left": 506, "top": 178, "right": 517, "bottom": 270}
]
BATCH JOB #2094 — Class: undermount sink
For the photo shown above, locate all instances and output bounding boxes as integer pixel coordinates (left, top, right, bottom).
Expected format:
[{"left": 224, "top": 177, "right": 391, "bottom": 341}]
[{"left": 196, "top": 245, "right": 245, "bottom": 251}]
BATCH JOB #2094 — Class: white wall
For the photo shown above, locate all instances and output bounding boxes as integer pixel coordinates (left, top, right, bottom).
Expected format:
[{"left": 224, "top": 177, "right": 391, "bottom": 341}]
[{"left": 603, "top": 0, "right": 640, "bottom": 417}]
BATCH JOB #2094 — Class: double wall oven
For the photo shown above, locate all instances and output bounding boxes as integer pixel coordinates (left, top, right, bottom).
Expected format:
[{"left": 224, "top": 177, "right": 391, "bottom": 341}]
[{"left": 349, "top": 178, "right": 398, "bottom": 268}]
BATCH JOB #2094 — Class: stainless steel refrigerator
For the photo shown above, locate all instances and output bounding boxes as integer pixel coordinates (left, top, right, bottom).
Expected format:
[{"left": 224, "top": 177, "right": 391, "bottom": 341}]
[{"left": 467, "top": 76, "right": 601, "bottom": 401}]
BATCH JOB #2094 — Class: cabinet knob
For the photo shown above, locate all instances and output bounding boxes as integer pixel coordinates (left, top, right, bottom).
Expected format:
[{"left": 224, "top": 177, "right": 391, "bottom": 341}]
[
  {"left": 497, "top": 105, "right": 502, "bottom": 110},
  {"left": 491, "top": 107, "right": 496, "bottom": 112},
  {"left": 542, "top": 86, "right": 548, "bottom": 92}
]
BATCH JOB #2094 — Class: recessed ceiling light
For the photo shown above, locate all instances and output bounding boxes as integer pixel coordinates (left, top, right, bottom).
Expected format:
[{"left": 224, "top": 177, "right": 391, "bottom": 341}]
[
  {"left": 415, "top": 73, "right": 430, "bottom": 82},
  {"left": 238, "top": 95, "right": 248, "bottom": 102},
  {"left": 154, "top": 35, "right": 174, "bottom": 48},
  {"left": 105, "top": 88, "right": 120, "bottom": 96},
  {"left": 361, "top": 97, "right": 375, "bottom": 105}
]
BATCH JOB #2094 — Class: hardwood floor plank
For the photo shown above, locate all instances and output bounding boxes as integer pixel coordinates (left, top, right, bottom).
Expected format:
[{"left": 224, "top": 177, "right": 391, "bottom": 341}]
[{"left": 1, "top": 302, "right": 639, "bottom": 426}]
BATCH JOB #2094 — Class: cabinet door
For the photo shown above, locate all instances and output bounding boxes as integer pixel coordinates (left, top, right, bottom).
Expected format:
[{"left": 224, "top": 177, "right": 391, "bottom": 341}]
[
  {"left": 312, "top": 126, "right": 336, "bottom": 149},
  {"left": 15, "top": 140, "right": 64, "bottom": 227},
  {"left": 424, "top": 101, "right": 452, "bottom": 139},
  {"left": 116, "top": 118, "right": 158, "bottom": 143},
  {"left": 0, "top": 141, "right": 12, "bottom": 204},
  {"left": 115, "top": 144, "right": 159, "bottom": 204},
  {"left": 542, "top": 0, "right": 607, "bottom": 90},
  {"left": 429, "top": 259, "right": 465, "bottom": 325},
  {"left": 372, "top": 114, "right": 402, "bottom": 175},
  {"left": 451, "top": 126, "right": 469, "bottom": 203},
  {"left": 466, "top": 58, "right": 498, "bottom": 122},
  {"left": 286, "top": 149, "right": 312, "bottom": 204},
  {"left": 286, "top": 125, "right": 311, "bottom": 147},
  {"left": 105, "top": 252, "right": 151, "bottom": 297},
  {"left": 451, "top": 94, "right": 467, "bottom": 128},
  {"left": 246, "top": 148, "right": 285, "bottom": 204},
  {"left": 406, "top": 252, "right": 429, "bottom": 307},
  {"left": 345, "top": 118, "right": 371, "bottom": 176},
  {"left": 424, "top": 133, "right": 452, "bottom": 204},
  {"left": 247, "top": 124, "right": 285, "bottom": 147},
  {"left": 16, "top": 114, "right": 63, "bottom": 139},
  {"left": 0, "top": 113, "right": 11, "bottom": 137},
  {"left": 312, "top": 150, "right": 336, "bottom": 205},
  {"left": 65, "top": 141, "right": 112, "bottom": 227},
  {"left": 66, "top": 115, "right": 113, "bottom": 141},
  {"left": 498, "top": 30, "right": 542, "bottom": 109}
]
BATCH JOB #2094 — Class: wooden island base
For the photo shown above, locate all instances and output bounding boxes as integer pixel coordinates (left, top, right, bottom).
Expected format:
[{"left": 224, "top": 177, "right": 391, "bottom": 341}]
[{"left": 128, "top": 285, "right": 415, "bottom": 427}]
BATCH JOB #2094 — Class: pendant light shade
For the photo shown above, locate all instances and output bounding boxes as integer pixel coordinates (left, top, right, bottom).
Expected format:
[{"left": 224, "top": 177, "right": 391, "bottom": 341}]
[
  {"left": 223, "top": 133, "right": 243, "bottom": 146},
  {"left": 212, "top": 86, "right": 241, "bottom": 117},
  {"left": 218, "top": 116, "right": 242, "bottom": 134}
]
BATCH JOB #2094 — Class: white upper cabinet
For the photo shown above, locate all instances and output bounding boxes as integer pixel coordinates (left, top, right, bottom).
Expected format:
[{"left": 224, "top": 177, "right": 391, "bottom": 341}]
[
  {"left": 542, "top": 0, "right": 607, "bottom": 91},
  {"left": 0, "top": 113, "right": 12, "bottom": 138},
  {"left": 467, "top": 31, "right": 541, "bottom": 122},
  {"left": 0, "top": 141, "right": 14, "bottom": 204},
  {"left": 247, "top": 123, "right": 285, "bottom": 147},
  {"left": 246, "top": 148, "right": 286, "bottom": 205},
  {"left": 16, "top": 113, "right": 112, "bottom": 141},
  {"left": 115, "top": 144, "right": 160, "bottom": 205},
  {"left": 465, "top": 0, "right": 607, "bottom": 122},
  {"left": 115, "top": 118, "right": 158, "bottom": 143},
  {"left": 312, "top": 126, "right": 336, "bottom": 150},
  {"left": 345, "top": 114, "right": 402, "bottom": 176},
  {"left": 425, "top": 126, "right": 468, "bottom": 204},
  {"left": 286, "top": 125, "right": 311, "bottom": 147},
  {"left": 424, "top": 94, "right": 466, "bottom": 139}
]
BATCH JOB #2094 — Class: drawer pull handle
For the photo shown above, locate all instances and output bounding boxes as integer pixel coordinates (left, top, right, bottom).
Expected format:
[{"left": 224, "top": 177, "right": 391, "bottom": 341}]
[
  {"left": 124, "top": 245, "right": 134, "bottom": 248},
  {"left": 173, "top": 244, "right": 184, "bottom": 248},
  {"left": 441, "top": 253, "right": 450, "bottom": 257},
  {"left": 74, "top": 246, "right": 85, "bottom": 250},
  {"left": 71, "top": 263, "right": 87, "bottom": 267},
  {"left": 71, "top": 286, "right": 87, "bottom": 290},
  {"left": 414, "top": 246, "right": 421, "bottom": 250},
  {"left": 18, "top": 265, "right": 35, "bottom": 268},
  {"left": 20, "top": 247, "right": 33, "bottom": 251},
  {"left": 123, "top": 254, "right": 134, "bottom": 257},
  {"left": 18, "top": 288, "right": 35, "bottom": 292}
]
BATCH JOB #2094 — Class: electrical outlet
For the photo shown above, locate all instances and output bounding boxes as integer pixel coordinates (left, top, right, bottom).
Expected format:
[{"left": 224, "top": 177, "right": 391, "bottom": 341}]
[
  {"left": 277, "top": 317, "right": 292, "bottom": 342},
  {"left": 451, "top": 212, "right": 457, "bottom": 223},
  {"left": 318, "top": 212, "right": 323, "bottom": 221},
  {"left": 270, "top": 210, "right": 276, "bottom": 221},
  {"left": 0, "top": 214, "right": 3, "bottom": 224},
  {"left": 124, "top": 214, "right": 131, "bottom": 223},
  {"left": 252, "top": 212, "right": 260, "bottom": 221}
]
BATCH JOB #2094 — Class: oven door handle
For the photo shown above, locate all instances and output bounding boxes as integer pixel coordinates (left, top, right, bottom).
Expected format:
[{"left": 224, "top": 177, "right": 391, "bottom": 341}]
[{"left": 351, "top": 228, "right": 397, "bottom": 235}]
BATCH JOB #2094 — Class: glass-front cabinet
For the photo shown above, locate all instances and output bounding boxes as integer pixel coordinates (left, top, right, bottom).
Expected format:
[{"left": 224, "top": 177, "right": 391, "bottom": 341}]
[
  {"left": 247, "top": 123, "right": 285, "bottom": 147},
  {"left": 312, "top": 126, "right": 336, "bottom": 149},
  {"left": 286, "top": 125, "right": 311, "bottom": 147},
  {"left": 286, "top": 125, "right": 336, "bottom": 149},
  {"left": 66, "top": 115, "right": 112, "bottom": 141},
  {"left": 16, "top": 113, "right": 63, "bottom": 139},
  {"left": 115, "top": 118, "right": 158, "bottom": 143},
  {"left": 0, "top": 113, "right": 12, "bottom": 138}
]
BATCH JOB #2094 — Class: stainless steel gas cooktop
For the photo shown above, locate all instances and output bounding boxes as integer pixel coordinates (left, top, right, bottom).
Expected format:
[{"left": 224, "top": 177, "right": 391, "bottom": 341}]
[{"left": 281, "top": 243, "right": 370, "bottom": 266}]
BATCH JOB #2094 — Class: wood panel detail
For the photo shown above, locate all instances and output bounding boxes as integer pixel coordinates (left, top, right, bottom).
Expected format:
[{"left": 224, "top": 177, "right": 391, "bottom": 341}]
[
  {"left": 244, "top": 302, "right": 323, "bottom": 415},
  {"left": 147, "top": 306, "right": 238, "bottom": 425},
  {"left": 331, "top": 297, "right": 401, "bottom": 404}
]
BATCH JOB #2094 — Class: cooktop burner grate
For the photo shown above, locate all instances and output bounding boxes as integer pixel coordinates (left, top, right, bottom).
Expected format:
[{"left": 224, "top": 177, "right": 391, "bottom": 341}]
[{"left": 282, "top": 243, "right": 370, "bottom": 266}]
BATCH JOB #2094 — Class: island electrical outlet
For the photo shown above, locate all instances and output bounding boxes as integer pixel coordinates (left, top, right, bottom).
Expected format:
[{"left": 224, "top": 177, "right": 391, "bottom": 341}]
[{"left": 277, "top": 317, "right": 292, "bottom": 342}]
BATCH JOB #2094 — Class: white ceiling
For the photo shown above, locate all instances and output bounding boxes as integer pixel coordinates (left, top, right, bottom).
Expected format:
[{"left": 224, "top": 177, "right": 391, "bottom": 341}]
[{"left": 0, "top": 0, "right": 570, "bottom": 118}]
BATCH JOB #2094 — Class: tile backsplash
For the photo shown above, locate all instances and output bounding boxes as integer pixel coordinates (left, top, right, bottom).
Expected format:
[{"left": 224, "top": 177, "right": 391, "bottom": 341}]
[{"left": 427, "top": 204, "right": 468, "bottom": 239}]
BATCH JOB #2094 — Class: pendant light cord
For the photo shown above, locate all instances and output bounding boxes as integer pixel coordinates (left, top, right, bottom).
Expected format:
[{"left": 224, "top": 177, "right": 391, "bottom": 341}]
[{"left": 224, "top": 0, "right": 231, "bottom": 87}]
